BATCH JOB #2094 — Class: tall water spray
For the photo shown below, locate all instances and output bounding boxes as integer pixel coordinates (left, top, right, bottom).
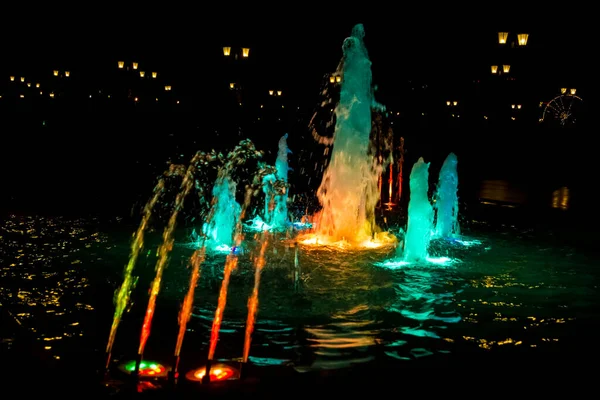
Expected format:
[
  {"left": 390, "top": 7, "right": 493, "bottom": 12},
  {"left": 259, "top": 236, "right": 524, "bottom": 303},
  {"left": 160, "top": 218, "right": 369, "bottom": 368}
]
[
  {"left": 203, "top": 176, "right": 240, "bottom": 249},
  {"left": 434, "top": 153, "right": 459, "bottom": 238},
  {"left": 263, "top": 133, "right": 290, "bottom": 229},
  {"left": 402, "top": 158, "right": 433, "bottom": 262},
  {"left": 315, "top": 24, "right": 384, "bottom": 244}
]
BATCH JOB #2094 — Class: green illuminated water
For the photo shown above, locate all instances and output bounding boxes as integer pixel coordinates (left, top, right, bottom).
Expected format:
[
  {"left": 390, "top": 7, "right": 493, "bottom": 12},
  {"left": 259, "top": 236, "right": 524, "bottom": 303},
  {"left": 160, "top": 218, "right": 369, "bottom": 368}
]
[{"left": 1, "top": 211, "right": 599, "bottom": 374}]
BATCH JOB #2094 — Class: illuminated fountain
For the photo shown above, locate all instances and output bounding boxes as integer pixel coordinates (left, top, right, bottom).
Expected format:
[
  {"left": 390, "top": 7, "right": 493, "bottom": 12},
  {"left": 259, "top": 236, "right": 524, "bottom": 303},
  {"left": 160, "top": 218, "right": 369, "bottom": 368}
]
[
  {"left": 401, "top": 157, "right": 434, "bottom": 262},
  {"left": 302, "top": 24, "right": 394, "bottom": 248},
  {"left": 202, "top": 176, "right": 241, "bottom": 251},
  {"left": 249, "top": 134, "right": 291, "bottom": 231},
  {"left": 103, "top": 25, "right": 468, "bottom": 390},
  {"left": 433, "top": 153, "right": 459, "bottom": 238}
]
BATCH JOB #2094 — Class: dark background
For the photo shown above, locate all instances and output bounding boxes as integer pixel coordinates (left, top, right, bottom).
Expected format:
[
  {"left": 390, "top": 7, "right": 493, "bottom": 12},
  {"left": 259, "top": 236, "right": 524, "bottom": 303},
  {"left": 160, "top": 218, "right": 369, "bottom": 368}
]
[{"left": 0, "top": 8, "right": 592, "bottom": 218}]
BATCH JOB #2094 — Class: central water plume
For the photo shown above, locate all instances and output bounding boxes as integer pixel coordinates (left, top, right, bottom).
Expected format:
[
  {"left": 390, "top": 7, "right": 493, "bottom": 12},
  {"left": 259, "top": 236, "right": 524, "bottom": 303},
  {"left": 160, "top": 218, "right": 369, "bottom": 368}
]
[
  {"left": 402, "top": 158, "right": 433, "bottom": 262},
  {"left": 310, "top": 24, "right": 391, "bottom": 247},
  {"left": 434, "top": 153, "right": 459, "bottom": 238}
]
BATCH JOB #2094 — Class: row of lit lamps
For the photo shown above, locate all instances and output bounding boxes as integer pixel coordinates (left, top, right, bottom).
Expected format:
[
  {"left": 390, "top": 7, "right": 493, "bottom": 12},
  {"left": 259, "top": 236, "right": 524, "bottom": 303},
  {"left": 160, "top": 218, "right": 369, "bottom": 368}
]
[
  {"left": 491, "top": 65, "right": 510, "bottom": 74},
  {"left": 561, "top": 88, "right": 576, "bottom": 95},
  {"left": 117, "top": 61, "right": 159, "bottom": 78},
  {"left": 498, "top": 32, "right": 529, "bottom": 46},
  {"left": 8, "top": 77, "right": 42, "bottom": 88},
  {"left": 10, "top": 92, "right": 56, "bottom": 98},
  {"left": 223, "top": 47, "right": 250, "bottom": 57},
  {"left": 117, "top": 62, "right": 173, "bottom": 91},
  {"left": 448, "top": 100, "right": 524, "bottom": 109}
]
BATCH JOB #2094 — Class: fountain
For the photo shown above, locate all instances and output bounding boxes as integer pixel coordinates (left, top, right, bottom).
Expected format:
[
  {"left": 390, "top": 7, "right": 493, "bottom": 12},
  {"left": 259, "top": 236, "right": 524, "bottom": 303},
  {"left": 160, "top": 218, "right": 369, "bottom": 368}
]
[
  {"left": 304, "top": 24, "right": 393, "bottom": 248},
  {"left": 252, "top": 134, "right": 291, "bottom": 231},
  {"left": 401, "top": 157, "right": 434, "bottom": 262},
  {"left": 433, "top": 153, "right": 459, "bottom": 238},
  {"left": 202, "top": 176, "right": 241, "bottom": 250},
  {"left": 102, "top": 25, "right": 468, "bottom": 390}
]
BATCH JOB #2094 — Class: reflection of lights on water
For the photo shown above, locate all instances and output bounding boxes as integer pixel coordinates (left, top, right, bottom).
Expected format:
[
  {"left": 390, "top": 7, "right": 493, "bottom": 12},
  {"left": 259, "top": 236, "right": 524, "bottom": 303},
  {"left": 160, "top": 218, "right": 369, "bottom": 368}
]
[
  {"left": 186, "top": 364, "right": 237, "bottom": 382},
  {"left": 121, "top": 360, "right": 167, "bottom": 378},
  {"left": 454, "top": 239, "right": 482, "bottom": 247},
  {"left": 298, "top": 232, "right": 396, "bottom": 250},
  {"left": 376, "top": 256, "right": 459, "bottom": 269}
]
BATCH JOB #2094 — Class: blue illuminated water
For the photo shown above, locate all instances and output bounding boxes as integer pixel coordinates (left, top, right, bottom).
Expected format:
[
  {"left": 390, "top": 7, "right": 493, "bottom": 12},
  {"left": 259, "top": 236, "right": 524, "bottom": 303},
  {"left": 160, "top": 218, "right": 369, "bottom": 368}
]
[
  {"left": 401, "top": 157, "right": 434, "bottom": 262},
  {"left": 202, "top": 176, "right": 240, "bottom": 250},
  {"left": 262, "top": 133, "right": 290, "bottom": 230},
  {"left": 434, "top": 152, "right": 459, "bottom": 238}
]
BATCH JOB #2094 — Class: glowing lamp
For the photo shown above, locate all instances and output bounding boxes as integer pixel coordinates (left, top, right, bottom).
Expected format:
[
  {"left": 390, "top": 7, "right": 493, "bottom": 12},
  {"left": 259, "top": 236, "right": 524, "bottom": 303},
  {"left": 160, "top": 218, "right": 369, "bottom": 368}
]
[
  {"left": 277, "top": 90, "right": 282, "bottom": 96},
  {"left": 139, "top": 71, "right": 145, "bottom": 78},
  {"left": 53, "top": 70, "right": 58, "bottom": 77},
  {"left": 453, "top": 101, "right": 458, "bottom": 106},
  {"left": 49, "top": 93, "right": 55, "bottom": 98},
  {"left": 560, "top": 88, "right": 567, "bottom": 94},
  {"left": 19, "top": 94, "right": 24, "bottom": 98},
  {"left": 230, "top": 82, "right": 235, "bottom": 89},
  {"left": 242, "top": 48, "right": 250, "bottom": 57},
  {"left": 223, "top": 46, "right": 231, "bottom": 56},
  {"left": 152, "top": 71, "right": 157, "bottom": 78},
  {"left": 132, "top": 62, "right": 138, "bottom": 70},
  {"left": 517, "top": 104, "right": 522, "bottom": 109},
  {"left": 185, "top": 364, "right": 238, "bottom": 382},
  {"left": 118, "top": 61, "right": 124, "bottom": 69},
  {"left": 446, "top": 101, "right": 451, "bottom": 106},
  {"left": 511, "top": 104, "right": 515, "bottom": 109},
  {"left": 120, "top": 360, "right": 168, "bottom": 378},
  {"left": 498, "top": 32, "right": 508, "bottom": 44},
  {"left": 570, "top": 88, "right": 576, "bottom": 95},
  {"left": 517, "top": 33, "right": 529, "bottom": 46},
  {"left": 336, "top": 75, "right": 341, "bottom": 83},
  {"left": 65, "top": 71, "right": 70, "bottom": 77},
  {"left": 21, "top": 77, "right": 26, "bottom": 82},
  {"left": 269, "top": 90, "right": 274, "bottom": 95},
  {"left": 165, "top": 85, "right": 172, "bottom": 91},
  {"left": 491, "top": 65, "right": 498, "bottom": 74},
  {"left": 503, "top": 65, "right": 510, "bottom": 73},
  {"left": 36, "top": 83, "right": 40, "bottom": 88},
  {"left": 10, "top": 76, "right": 14, "bottom": 81},
  {"left": 27, "top": 82, "right": 31, "bottom": 87}
]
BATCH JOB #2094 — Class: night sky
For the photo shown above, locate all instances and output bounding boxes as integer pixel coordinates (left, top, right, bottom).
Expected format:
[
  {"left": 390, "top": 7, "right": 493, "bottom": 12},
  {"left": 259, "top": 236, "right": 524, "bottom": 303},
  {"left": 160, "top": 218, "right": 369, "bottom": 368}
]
[{"left": 0, "top": 8, "right": 592, "bottom": 216}]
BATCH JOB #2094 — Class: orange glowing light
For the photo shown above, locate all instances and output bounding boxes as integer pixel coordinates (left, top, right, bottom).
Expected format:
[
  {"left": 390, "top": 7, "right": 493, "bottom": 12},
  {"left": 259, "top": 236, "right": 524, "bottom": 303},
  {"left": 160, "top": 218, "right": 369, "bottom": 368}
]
[
  {"left": 186, "top": 364, "right": 237, "bottom": 382},
  {"left": 388, "top": 162, "right": 393, "bottom": 202},
  {"left": 297, "top": 231, "right": 396, "bottom": 250}
]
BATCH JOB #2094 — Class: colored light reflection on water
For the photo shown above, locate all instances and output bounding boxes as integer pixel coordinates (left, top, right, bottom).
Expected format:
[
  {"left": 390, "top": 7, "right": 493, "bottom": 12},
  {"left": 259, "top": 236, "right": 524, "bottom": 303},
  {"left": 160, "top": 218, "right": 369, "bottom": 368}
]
[
  {"left": 120, "top": 360, "right": 167, "bottom": 378},
  {"left": 298, "top": 231, "right": 396, "bottom": 250},
  {"left": 376, "top": 256, "right": 459, "bottom": 269},
  {"left": 186, "top": 364, "right": 237, "bottom": 382}
]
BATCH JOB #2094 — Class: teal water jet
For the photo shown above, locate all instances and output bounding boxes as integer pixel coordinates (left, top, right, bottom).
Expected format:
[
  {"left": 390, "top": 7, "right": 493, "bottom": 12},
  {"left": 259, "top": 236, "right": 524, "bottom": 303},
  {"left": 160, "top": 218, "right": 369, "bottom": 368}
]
[
  {"left": 434, "top": 153, "right": 459, "bottom": 238},
  {"left": 262, "top": 134, "right": 290, "bottom": 230},
  {"left": 401, "top": 157, "right": 433, "bottom": 262},
  {"left": 202, "top": 176, "right": 240, "bottom": 250}
]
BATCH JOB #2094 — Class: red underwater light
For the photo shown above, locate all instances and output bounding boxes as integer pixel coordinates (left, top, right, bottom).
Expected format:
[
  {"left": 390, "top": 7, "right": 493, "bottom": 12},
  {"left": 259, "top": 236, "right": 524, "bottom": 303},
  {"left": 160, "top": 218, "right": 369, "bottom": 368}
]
[
  {"left": 119, "top": 360, "right": 168, "bottom": 378},
  {"left": 185, "top": 363, "right": 238, "bottom": 382}
]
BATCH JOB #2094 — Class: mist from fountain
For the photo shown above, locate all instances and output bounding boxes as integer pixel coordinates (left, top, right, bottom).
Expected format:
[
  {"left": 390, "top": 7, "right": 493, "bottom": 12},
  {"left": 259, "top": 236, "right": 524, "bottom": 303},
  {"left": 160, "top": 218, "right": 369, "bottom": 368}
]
[
  {"left": 434, "top": 153, "right": 459, "bottom": 238},
  {"left": 401, "top": 157, "right": 433, "bottom": 262}
]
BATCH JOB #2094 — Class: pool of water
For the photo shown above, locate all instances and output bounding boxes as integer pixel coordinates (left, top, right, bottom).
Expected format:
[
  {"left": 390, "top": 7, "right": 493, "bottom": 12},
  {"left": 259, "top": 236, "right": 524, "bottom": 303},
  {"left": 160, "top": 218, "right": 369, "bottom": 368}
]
[{"left": 1, "top": 206, "right": 599, "bottom": 385}]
